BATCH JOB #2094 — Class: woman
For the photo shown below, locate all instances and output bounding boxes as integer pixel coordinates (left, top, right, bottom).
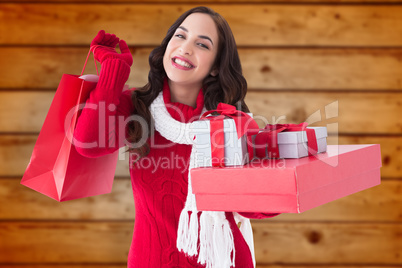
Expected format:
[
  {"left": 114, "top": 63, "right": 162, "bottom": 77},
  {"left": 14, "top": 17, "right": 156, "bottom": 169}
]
[{"left": 75, "top": 6, "right": 277, "bottom": 268}]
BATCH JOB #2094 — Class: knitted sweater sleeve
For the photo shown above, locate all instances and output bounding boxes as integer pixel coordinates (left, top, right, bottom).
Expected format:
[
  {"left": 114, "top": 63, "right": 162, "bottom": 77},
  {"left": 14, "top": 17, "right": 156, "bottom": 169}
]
[{"left": 74, "top": 58, "right": 134, "bottom": 157}]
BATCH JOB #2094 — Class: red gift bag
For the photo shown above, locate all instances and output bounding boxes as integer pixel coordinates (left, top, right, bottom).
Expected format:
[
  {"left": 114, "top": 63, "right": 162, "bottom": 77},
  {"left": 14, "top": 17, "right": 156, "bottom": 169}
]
[{"left": 21, "top": 49, "right": 119, "bottom": 201}]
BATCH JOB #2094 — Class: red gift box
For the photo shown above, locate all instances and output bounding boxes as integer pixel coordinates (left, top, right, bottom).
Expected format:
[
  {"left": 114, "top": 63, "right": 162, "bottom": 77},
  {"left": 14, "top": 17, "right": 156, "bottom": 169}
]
[
  {"left": 191, "top": 144, "right": 381, "bottom": 213},
  {"left": 191, "top": 103, "right": 259, "bottom": 167}
]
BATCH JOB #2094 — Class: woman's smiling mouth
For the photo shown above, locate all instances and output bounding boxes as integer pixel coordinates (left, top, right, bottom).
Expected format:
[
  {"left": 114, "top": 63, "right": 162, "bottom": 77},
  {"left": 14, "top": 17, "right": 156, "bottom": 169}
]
[{"left": 172, "top": 56, "right": 195, "bottom": 70}]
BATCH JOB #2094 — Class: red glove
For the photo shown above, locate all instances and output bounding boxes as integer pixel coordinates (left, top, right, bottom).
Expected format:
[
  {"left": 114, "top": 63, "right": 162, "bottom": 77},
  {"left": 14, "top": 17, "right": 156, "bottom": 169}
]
[{"left": 90, "top": 30, "right": 133, "bottom": 67}]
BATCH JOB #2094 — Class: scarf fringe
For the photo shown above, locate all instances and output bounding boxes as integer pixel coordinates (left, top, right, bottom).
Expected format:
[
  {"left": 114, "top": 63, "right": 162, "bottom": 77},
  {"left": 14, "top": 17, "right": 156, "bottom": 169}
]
[
  {"left": 198, "top": 212, "right": 215, "bottom": 267},
  {"left": 176, "top": 208, "right": 189, "bottom": 252},
  {"left": 176, "top": 206, "right": 200, "bottom": 257},
  {"left": 213, "top": 214, "right": 235, "bottom": 268},
  {"left": 187, "top": 210, "right": 199, "bottom": 256}
]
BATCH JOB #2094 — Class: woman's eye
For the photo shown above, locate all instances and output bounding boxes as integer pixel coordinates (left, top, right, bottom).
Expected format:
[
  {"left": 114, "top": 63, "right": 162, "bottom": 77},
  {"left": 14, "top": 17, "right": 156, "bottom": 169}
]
[
  {"left": 175, "top": 34, "right": 185, "bottom": 39},
  {"left": 198, "top": 43, "right": 209, "bottom": 50}
]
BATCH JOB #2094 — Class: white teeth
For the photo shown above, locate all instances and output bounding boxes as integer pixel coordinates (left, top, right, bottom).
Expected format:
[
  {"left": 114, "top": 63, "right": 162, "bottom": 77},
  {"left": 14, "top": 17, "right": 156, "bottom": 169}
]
[{"left": 174, "top": 58, "right": 192, "bottom": 68}]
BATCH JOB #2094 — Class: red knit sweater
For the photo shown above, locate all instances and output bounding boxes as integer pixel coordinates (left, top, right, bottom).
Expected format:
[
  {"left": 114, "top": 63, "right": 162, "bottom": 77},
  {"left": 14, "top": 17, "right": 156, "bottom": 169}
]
[{"left": 74, "top": 59, "right": 277, "bottom": 268}]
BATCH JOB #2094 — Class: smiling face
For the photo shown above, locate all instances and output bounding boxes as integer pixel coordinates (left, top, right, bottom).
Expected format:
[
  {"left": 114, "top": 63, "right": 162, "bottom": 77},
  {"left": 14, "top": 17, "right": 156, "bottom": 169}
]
[{"left": 163, "top": 13, "right": 219, "bottom": 91}]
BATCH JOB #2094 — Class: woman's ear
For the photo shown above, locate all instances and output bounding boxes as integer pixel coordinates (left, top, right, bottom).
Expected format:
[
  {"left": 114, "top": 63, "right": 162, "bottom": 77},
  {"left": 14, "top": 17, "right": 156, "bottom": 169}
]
[{"left": 210, "top": 67, "right": 219, "bottom": 77}]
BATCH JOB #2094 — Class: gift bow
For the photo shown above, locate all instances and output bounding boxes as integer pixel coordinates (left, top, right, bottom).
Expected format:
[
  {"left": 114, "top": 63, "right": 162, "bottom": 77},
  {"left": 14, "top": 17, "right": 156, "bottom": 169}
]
[
  {"left": 200, "top": 103, "right": 259, "bottom": 167},
  {"left": 253, "top": 122, "right": 318, "bottom": 158}
]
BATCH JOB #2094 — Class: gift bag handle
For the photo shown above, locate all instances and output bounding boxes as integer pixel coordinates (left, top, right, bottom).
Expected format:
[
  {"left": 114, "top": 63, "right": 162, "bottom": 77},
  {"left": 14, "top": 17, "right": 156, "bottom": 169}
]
[
  {"left": 81, "top": 45, "right": 125, "bottom": 76},
  {"left": 80, "top": 45, "right": 106, "bottom": 76},
  {"left": 81, "top": 46, "right": 99, "bottom": 76}
]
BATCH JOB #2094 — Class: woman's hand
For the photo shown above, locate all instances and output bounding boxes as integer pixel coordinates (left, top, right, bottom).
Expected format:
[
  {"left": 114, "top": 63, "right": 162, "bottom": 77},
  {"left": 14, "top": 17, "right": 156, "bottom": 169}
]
[{"left": 90, "top": 30, "right": 133, "bottom": 67}]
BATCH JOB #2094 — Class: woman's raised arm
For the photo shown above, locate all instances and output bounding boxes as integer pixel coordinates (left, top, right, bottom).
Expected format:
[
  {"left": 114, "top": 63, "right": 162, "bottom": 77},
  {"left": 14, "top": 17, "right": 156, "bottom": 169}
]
[{"left": 74, "top": 31, "right": 134, "bottom": 157}]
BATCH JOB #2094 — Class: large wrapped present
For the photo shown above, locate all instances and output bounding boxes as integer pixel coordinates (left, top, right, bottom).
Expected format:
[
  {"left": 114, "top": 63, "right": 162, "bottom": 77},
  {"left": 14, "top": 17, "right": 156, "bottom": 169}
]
[
  {"left": 254, "top": 123, "right": 327, "bottom": 159},
  {"left": 191, "top": 144, "right": 381, "bottom": 213},
  {"left": 190, "top": 103, "right": 258, "bottom": 167}
]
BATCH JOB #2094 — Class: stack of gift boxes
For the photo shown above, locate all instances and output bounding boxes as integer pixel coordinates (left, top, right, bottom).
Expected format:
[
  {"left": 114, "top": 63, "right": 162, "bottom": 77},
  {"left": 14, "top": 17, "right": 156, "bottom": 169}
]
[{"left": 190, "top": 104, "right": 382, "bottom": 213}]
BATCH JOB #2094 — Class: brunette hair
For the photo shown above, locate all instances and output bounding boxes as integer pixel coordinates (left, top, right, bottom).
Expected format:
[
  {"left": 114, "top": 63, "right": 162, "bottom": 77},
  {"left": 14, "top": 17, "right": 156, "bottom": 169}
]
[{"left": 128, "top": 6, "right": 249, "bottom": 158}]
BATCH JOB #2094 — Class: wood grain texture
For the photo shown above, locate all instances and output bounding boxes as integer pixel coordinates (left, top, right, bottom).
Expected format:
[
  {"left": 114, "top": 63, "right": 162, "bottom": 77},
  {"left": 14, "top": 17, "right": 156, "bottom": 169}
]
[
  {"left": 1, "top": 221, "right": 401, "bottom": 264},
  {"left": 0, "top": 135, "right": 399, "bottom": 178},
  {"left": 0, "top": 92, "right": 51, "bottom": 133},
  {"left": 1, "top": 47, "right": 402, "bottom": 90},
  {"left": 240, "top": 48, "right": 402, "bottom": 91},
  {"left": 0, "top": 178, "right": 134, "bottom": 220},
  {"left": 1, "top": 4, "right": 402, "bottom": 46},
  {"left": 8, "top": 0, "right": 402, "bottom": 2},
  {"left": 1, "top": 91, "right": 401, "bottom": 134},
  {"left": 252, "top": 221, "right": 402, "bottom": 264},
  {"left": 245, "top": 91, "right": 402, "bottom": 134},
  {"left": 1, "top": 177, "right": 400, "bottom": 222},
  {"left": 0, "top": 222, "right": 133, "bottom": 263},
  {"left": 336, "top": 135, "right": 401, "bottom": 178},
  {"left": 269, "top": 178, "right": 402, "bottom": 222}
]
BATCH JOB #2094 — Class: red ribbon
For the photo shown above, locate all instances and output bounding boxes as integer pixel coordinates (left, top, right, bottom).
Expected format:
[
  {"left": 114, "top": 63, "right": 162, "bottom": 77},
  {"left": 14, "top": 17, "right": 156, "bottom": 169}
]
[
  {"left": 200, "top": 103, "right": 259, "bottom": 167},
  {"left": 253, "top": 122, "right": 318, "bottom": 158}
]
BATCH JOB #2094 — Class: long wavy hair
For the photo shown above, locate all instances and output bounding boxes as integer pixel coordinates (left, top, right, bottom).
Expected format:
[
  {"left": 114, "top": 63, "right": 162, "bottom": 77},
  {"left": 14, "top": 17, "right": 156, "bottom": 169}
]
[{"left": 128, "top": 6, "right": 249, "bottom": 158}]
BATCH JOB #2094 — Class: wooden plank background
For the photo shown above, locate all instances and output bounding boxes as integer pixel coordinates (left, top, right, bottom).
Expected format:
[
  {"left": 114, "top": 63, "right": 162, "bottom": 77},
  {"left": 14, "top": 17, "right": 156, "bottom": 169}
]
[{"left": 0, "top": 0, "right": 401, "bottom": 267}]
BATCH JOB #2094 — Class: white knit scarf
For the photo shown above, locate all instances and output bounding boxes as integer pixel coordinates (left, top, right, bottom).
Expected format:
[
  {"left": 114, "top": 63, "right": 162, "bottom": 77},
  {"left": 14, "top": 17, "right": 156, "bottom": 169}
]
[{"left": 149, "top": 92, "right": 256, "bottom": 268}]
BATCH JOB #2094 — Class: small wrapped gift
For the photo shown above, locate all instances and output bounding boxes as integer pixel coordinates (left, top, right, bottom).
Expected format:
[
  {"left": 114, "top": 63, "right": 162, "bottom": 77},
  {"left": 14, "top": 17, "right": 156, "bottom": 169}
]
[
  {"left": 254, "top": 123, "right": 327, "bottom": 159},
  {"left": 191, "top": 144, "right": 382, "bottom": 213},
  {"left": 190, "top": 103, "right": 258, "bottom": 167}
]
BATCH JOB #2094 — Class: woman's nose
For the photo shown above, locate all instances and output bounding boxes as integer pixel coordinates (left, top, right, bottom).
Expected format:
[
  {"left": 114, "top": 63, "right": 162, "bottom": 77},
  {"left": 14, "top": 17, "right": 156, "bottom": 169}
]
[{"left": 179, "top": 41, "right": 192, "bottom": 56}]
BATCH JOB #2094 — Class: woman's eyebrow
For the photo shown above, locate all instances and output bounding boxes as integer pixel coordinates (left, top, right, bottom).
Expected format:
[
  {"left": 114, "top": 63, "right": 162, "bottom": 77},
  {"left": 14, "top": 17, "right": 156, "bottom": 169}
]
[{"left": 178, "top": 26, "right": 214, "bottom": 45}]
